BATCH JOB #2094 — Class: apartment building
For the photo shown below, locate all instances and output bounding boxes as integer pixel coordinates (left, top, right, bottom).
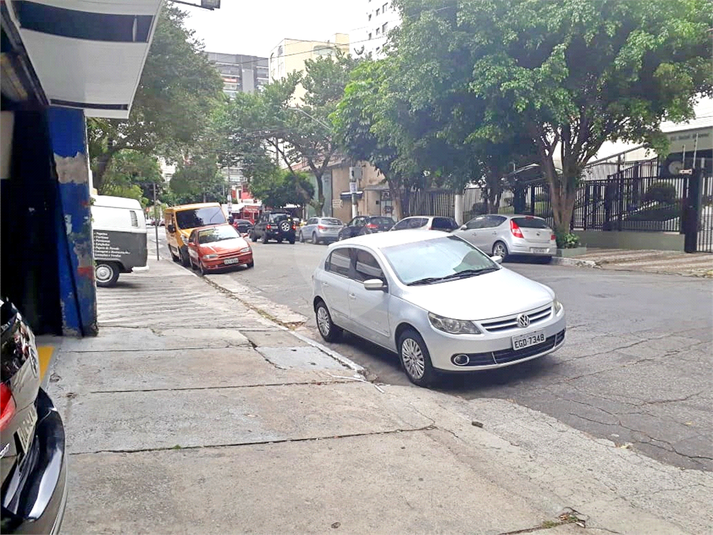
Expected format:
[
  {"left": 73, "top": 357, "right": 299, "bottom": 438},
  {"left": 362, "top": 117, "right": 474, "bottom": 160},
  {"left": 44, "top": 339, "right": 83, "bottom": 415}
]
[
  {"left": 269, "top": 34, "right": 349, "bottom": 102},
  {"left": 351, "top": 0, "right": 401, "bottom": 58},
  {"left": 206, "top": 52, "right": 269, "bottom": 98}
]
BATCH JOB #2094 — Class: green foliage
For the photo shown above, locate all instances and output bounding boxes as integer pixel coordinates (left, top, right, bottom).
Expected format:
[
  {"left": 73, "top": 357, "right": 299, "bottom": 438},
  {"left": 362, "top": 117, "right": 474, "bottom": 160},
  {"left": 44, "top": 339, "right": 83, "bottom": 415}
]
[
  {"left": 395, "top": 0, "right": 712, "bottom": 234},
  {"left": 99, "top": 151, "right": 163, "bottom": 206},
  {"left": 249, "top": 168, "right": 314, "bottom": 209},
  {"left": 644, "top": 181, "right": 677, "bottom": 204},
  {"left": 557, "top": 232, "right": 581, "bottom": 249},
  {"left": 169, "top": 155, "right": 225, "bottom": 204},
  {"left": 87, "top": 4, "right": 223, "bottom": 189}
]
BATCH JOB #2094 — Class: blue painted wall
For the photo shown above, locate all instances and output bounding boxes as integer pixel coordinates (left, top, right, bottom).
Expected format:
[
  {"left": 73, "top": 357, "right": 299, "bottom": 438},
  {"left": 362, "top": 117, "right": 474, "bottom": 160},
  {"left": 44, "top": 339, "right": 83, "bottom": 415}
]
[{"left": 47, "top": 107, "right": 98, "bottom": 336}]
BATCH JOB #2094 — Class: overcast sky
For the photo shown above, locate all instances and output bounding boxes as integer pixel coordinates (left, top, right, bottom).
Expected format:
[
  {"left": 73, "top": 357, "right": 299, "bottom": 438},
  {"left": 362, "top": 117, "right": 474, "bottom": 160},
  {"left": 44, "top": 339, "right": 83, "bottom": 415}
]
[{"left": 183, "top": 0, "right": 363, "bottom": 57}]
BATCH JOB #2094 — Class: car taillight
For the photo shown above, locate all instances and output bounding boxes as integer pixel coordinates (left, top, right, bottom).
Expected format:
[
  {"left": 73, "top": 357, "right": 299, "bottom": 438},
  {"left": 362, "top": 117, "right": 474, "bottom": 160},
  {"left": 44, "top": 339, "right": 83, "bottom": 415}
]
[
  {"left": 318, "top": 225, "right": 326, "bottom": 230},
  {"left": 292, "top": 225, "right": 296, "bottom": 230},
  {"left": 551, "top": 233, "right": 556, "bottom": 241},
  {"left": 510, "top": 220, "right": 524, "bottom": 238},
  {"left": 366, "top": 223, "right": 378, "bottom": 229},
  {"left": 266, "top": 224, "right": 271, "bottom": 230},
  {"left": 0, "top": 383, "right": 15, "bottom": 432}
]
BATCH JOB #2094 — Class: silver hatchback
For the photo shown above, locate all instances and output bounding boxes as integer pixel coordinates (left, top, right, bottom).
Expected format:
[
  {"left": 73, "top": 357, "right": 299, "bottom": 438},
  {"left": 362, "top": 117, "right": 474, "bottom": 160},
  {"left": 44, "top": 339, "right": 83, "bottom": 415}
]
[
  {"left": 312, "top": 230, "right": 566, "bottom": 386},
  {"left": 453, "top": 214, "right": 556, "bottom": 260},
  {"left": 299, "top": 217, "right": 344, "bottom": 244}
]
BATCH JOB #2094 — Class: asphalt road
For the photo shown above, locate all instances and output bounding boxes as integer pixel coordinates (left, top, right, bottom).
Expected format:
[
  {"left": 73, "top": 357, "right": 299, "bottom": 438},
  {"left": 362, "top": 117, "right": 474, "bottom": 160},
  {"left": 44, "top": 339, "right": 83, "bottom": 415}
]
[{"left": 152, "top": 231, "right": 713, "bottom": 471}]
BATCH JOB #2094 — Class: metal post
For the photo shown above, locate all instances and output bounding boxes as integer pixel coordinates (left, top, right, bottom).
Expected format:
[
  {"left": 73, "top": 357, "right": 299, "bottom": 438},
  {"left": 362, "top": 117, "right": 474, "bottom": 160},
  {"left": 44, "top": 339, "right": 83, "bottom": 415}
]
[{"left": 153, "top": 182, "right": 160, "bottom": 260}]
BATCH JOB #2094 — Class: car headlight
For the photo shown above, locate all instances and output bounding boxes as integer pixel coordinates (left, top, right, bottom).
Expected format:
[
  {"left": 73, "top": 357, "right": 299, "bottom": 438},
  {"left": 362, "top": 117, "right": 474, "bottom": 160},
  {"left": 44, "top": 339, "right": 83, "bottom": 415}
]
[
  {"left": 553, "top": 298, "right": 563, "bottom": 315},
  {"left": 204, "top": 254, "right": 218, "bottom": 260},
  {"left": 428, "top": 312, "right": 481, "bottom": 335},
  {"left": 239, "top": 247, "right": 251, "bottom": 253}
]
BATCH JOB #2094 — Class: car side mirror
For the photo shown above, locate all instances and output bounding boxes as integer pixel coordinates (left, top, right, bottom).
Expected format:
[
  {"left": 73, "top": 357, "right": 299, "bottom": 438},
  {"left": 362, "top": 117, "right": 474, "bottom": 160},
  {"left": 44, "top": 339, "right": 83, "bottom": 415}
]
[
  {"left": 167, "top": 224, "right": 176, "bottom": 233},
  {"left": 459, "top": 225, "right": 467, "bottom": 230},
  {"left": 491, "top": 255, "right": 503, "bottom": 264},
  {"left": 363, "top": 279, "right": 387, "bottom": 291}
]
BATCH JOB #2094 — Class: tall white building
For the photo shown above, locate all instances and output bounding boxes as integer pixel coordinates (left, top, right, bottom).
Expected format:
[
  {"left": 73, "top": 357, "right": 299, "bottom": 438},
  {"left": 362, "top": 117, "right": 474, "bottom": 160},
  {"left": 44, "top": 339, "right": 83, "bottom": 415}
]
[{"left": 351, "top": 0, "right": 401, "bottom": 58}]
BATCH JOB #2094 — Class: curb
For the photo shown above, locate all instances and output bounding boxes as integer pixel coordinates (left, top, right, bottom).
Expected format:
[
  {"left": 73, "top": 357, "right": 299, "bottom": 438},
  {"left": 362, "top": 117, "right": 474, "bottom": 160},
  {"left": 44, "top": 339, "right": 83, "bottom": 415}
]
[{"left": 552, "top": 257, "right": 599, "bottom": 269}]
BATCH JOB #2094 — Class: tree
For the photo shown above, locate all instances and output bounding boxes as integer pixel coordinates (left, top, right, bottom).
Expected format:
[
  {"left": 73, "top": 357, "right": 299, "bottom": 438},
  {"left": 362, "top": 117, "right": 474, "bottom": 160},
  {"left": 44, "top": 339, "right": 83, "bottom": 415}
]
[
  {"left": 396, "top": 0, "right": 712, "bottom": 237},
  {"left": 87, "top": 4, "right": 223, "bottom": 190},
  {"left": 218, "top": 52, "right": 358, "bottom": 215},
  {"left": 169, "top": 154, "right": 225, "bottom": 204},
  {"left": 99, "top": 151, "right": 164, "bottom": 206},
  {"left": 249, "top": 168, "right": 315, "bottom": 209}
]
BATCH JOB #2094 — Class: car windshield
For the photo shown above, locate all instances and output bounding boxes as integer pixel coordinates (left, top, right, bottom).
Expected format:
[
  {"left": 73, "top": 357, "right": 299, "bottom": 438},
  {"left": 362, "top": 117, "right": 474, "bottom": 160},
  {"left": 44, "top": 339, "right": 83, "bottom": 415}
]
[
  {"left": 371, "top": 217, "right": 394, "bottom": 227},
  {"left": 321, "top": 218, "right": 343, "bottom": 225},
  {"left": 176, "top": 207, "right": 226, "bottom": 229},
  {"left": 382, "top": 236, "right": 499, "bottom": 285},
  {"left": 512, "top": 217, "right": 550, "bottom": 229},
  {"left": 198, "top": 226, "right": 239, "bottom": 244}
]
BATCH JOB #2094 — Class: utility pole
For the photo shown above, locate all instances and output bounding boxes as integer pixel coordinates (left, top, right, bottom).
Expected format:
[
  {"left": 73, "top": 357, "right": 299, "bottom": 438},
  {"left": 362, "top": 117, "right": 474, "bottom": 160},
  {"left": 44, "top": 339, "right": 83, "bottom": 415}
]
[
  {"left": 349, "top": 165, "right": 362, "bottom": 218},
  {"left": 153, "top": 182, "right": 160, "bottom": 260}
]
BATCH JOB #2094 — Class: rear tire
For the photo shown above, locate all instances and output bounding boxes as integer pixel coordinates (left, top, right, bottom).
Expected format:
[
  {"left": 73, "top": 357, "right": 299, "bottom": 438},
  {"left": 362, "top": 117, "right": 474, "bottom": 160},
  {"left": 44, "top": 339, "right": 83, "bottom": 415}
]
[
  {"left": 398, "top": 328, "right": 436, "bottom": 387},
  {"left": 312, "top": 232, "right": 318, "bottom": 244},
  {"left": 261, "top": 233, "right": 268, "bottom": 244},
  {"left": 289, "top": 237, "right": 295, "bottom": 244},
  {"left": 537, "top": 256, "right": 553, "bottom": 264},
  {"left": 315, "top": 301, "right": 342, "bottom": 342},
  {"left": 180, "top": 247, "right": 190, "bottom": 267},
  {"left": 277, "top": 237, "right": 283, "bottom": 244},
  {"left": 170, "top": 248, "right": 180, "bottom": 262},
  {"left": 492, "top": 241, "right": 509, "bottom": 261},
  {"left": 299, "top": 231, "right": 304, "bottom": 243},
  {"left": 95, "top": 262, "right": 120, "bottom": 288}
]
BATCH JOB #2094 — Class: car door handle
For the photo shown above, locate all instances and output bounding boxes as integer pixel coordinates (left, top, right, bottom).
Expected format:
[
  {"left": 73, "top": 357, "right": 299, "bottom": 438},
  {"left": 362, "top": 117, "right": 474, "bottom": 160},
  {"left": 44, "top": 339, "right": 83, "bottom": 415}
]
[
  {"left": 348, "top": 293, "right": 356, "bottom": 300},
  {"left": 322, "top": 282, "right": 330, "bottom": 287}
]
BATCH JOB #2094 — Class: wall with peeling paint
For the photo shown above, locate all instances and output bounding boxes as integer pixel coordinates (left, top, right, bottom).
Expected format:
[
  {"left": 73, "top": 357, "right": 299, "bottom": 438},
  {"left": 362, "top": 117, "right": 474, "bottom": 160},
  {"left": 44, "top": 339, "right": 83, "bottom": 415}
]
[{"left": 47, "top": 107, "right": 98, "bottom": 337}]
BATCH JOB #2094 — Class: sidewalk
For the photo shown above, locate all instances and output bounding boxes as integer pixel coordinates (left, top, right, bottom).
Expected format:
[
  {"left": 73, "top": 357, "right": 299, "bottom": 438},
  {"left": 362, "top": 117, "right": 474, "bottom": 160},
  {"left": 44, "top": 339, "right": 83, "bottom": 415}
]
[
  {"left": 45, "top": 254, "right": 713, "bottom": 534},
  {"left": 554, "top": 248, "right": 713, "bottom": 277}
]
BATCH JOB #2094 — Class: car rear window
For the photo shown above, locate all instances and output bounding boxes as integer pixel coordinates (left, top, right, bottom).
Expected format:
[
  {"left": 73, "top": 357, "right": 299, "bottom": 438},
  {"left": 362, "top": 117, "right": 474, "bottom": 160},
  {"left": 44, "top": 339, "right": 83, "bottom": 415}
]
[
  {"left": 176, "top": 207, "right": 226, "bottom": 229},
  {"left": 321, "top": 218, "right": 343, "bottom": 226},
  {"left": 432, "top": 217, "right": 458, "bottom": 230},
  {"left": 371, "top": 217, "right": 394, "bottom": 227},
  {"left": 270, "top": 213, "right": 290, "bottom": 222},
  {"left": 512, "top": 217, "right": 550, "bottom": 229}
]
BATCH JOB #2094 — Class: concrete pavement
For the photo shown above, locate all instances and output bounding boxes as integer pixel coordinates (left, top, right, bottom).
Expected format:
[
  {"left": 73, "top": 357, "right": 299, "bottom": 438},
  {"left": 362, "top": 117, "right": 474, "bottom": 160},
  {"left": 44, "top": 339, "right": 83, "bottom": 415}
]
[
  {"left": 555, "top": 248, "right": 713, "bottom": 277},
  {"left": 46, "top": 244, "right": 713, "bottom": 534}
]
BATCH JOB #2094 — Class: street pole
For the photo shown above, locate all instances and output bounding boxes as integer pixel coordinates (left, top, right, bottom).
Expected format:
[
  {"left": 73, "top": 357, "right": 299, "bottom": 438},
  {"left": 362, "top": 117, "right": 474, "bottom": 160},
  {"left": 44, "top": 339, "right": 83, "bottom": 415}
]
[
  {"left": 349, "top": 165, "right": 362, "bottom": 219},
  {"left": 153, "top": 182, "right": 160, "bottom": 260}
]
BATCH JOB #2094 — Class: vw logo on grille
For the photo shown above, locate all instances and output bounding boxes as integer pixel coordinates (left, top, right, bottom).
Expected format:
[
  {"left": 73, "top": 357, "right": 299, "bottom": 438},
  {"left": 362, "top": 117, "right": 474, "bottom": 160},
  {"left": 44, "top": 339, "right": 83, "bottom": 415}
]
[{"left": 517, "top": 314, "right": 530, "bottom": 328}]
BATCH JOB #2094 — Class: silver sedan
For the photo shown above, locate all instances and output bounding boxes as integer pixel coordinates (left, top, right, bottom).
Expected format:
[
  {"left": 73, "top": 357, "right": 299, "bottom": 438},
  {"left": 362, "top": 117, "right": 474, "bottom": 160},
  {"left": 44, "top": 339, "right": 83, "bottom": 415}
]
[
  {"left": 452, "top": 214, "right": 557, "bottom": 260},
  {"left": 299, "top": 217, "right": 344, "bottom": 244},
  {"left": 312, "top": 230, "right": 566, "bottom": 386}
]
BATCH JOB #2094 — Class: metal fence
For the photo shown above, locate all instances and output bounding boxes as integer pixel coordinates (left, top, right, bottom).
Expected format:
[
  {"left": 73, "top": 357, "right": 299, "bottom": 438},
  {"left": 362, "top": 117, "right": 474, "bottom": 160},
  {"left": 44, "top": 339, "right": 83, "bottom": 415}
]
[{"left": 407, "top": 190, "right": 456, "bottom": 218}]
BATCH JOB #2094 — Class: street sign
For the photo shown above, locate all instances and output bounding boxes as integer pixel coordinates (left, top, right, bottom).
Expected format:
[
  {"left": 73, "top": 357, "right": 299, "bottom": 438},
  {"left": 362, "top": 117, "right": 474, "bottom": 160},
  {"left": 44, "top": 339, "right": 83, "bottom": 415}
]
[
  {"left": 332, "top": 199, "right": 342, "bottom": 208},
  {"left": 349, "top": 181, "right": 358, "bottom": 194}
]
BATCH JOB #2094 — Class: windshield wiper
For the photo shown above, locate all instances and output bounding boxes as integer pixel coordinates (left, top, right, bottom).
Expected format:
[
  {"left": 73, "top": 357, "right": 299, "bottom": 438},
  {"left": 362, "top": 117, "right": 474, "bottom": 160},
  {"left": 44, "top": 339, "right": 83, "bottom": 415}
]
[
  {"left": 443, "top": 267, "right": 500, "bottom": 280},
  {"left": 408, "top": 276, "right": 448, "bottom": 286}
]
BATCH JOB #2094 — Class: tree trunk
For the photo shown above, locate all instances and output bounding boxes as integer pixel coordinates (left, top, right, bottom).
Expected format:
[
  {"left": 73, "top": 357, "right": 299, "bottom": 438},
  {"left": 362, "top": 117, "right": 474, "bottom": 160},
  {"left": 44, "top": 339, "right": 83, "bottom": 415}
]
[{"left": 386, "top": 177, "right": 402, "bottom": 220}]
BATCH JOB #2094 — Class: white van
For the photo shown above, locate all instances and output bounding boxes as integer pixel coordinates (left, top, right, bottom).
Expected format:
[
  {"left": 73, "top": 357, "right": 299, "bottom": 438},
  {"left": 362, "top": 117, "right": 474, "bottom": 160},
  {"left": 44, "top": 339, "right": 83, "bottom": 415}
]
[{"left": 91, "top": 195, "right": 148, "bottom": 287}]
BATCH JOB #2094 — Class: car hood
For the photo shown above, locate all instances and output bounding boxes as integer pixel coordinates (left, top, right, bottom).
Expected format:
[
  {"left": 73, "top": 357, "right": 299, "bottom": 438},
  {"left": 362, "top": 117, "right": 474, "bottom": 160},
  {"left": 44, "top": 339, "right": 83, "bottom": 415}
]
[
  {"left": 400, "top": 267, "right": 554, "bottom": 320},
  {"left": 200, "top": 238, "right": 249, "bottom": 254}
]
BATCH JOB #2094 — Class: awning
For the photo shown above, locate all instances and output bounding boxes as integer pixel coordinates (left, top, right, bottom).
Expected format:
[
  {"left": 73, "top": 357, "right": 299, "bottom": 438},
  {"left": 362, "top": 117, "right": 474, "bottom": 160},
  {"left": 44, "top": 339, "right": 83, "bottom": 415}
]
[{"left": 4, "top": 0, "right": 163, "bottom": 119}]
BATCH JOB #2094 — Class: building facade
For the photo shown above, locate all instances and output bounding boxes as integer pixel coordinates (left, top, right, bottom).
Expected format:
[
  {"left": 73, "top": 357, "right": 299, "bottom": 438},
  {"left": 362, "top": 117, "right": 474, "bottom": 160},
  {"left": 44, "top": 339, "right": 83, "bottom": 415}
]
[
  {"left": 206, "top": 52, "right": 268, "bottom": 98},
  {"left": 269, "top": 34, "right": 349, "bottom": 102},
  {"left": 351, "top": 0, "right": 401, "bottom": 58}
]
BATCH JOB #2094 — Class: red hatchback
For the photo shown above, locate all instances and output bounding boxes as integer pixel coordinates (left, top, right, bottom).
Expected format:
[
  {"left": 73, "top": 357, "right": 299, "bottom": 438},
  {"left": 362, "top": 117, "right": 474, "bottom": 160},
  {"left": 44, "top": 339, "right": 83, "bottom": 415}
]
[{"left": 187, "top": 225, "right": 254, "bottom": 274}]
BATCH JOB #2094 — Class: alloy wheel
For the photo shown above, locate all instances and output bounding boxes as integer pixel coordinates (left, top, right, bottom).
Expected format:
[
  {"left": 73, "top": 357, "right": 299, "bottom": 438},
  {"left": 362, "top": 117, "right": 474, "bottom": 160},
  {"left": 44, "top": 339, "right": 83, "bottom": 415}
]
[
  {"left": 401, "top": 338, "right": 425, "bottom": 380},
  {"left": 317, "top": 306, "right": 331, "bottom": 336}
]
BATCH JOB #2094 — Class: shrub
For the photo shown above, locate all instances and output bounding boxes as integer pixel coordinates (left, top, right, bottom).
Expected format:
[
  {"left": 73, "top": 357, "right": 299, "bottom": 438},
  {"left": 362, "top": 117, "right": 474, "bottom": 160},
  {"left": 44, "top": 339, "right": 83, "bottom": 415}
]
[
  {"left": 644, "top": 181, "right": 677, "bottom": 205},
  {"left": 556, "top": 232, "right": 581, "bottom": 249}
]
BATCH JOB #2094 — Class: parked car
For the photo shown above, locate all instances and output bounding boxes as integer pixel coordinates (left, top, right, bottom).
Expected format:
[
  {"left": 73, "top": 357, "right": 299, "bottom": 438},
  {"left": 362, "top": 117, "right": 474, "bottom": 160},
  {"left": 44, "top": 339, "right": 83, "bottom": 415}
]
[
  {"left": 312, "top": 230, "right": 565, "bottom": 386},
  {"left": 91, "top": 195, "right": 148, "bottom": 287},
  {"left": 338, "top": 216, "right": 395, "bottom": 240},
  {"left": 299, "top": 217, "right": 344, "bottom": 244},
  {"left": 187, "top": 224, "right": 253, "bottom": 275},
  {"left": 165, "top": 203, "right": 227, "bottom": 266},
  {"left": 1, "top": 299, "right": 67, "bottom": 534},
  {"left": 250, "top": 211, "right": 296, "bottom": 244},
  {"left": 452, "top": 214, "right": 557, "bottom": 261},
  {"left": 231, "top": 218, "right": 254, "bottom": 236},
  {"left": 391, "top": 216, "right": 459, "bottom": 232}
]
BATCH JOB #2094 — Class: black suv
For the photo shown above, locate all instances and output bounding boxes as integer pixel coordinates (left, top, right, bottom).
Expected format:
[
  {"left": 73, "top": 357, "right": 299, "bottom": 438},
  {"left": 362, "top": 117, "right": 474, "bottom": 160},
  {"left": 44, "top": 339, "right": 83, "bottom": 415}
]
[
  {"left": 338, "top": 216, "right": 395, "bottom": 240},
  {"left": 250, "top": 212, "right": 296, "bottom": 244}
]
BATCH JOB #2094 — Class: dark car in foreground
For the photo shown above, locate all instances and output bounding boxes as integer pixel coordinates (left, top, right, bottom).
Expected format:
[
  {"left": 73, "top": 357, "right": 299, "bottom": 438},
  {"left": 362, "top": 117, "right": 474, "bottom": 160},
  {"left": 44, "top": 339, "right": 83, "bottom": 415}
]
[
  {"left": 250, "top": 212, "right": 296, "bottom": 244},
  {"left": 1, "top": 300, "right": 67, "bottom": 534},
  {"left": 338, "top": 216, "right": 395, "bottom": 240}
]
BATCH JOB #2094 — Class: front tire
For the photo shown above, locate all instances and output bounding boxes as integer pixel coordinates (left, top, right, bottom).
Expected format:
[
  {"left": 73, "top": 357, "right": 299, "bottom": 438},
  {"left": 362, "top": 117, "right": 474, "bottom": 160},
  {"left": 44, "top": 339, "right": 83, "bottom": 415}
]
[
  {"left": 492, "top": 241, "right": 509, "bottom": 261},
  {"left": 312, "top": 232, "right": 318, "bottom": 244},
  {"left": 180, "top": 247, "right": 190, "bottom": 267},
  {"left": 170, "top": 248, "right": 180, "bottom": 262},
  {"left": 246, "top": 260, "right": 254, "bottom": 268},
  {"left": 315, "top": 301, "right": 342, "bottom": 342},
  {"left": 299, "top": 231, "right": 304, "bottom": 243},
  {"left": 95, "top": 262, "right": 120, "bottom": 288},
  {"left": 250, "top": 232, "right": 257, "bottom": 243},
  {"left": 398, "top": 329, "right": 436, "bottom": 387}
]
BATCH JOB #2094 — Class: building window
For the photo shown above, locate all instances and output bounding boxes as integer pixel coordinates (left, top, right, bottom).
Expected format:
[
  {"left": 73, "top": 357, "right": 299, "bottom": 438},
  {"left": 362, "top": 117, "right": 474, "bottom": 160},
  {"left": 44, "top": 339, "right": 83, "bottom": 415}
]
[
  {"left": 368, "top": 32, "right": 372, "bottom": 40},
  {"left": 368, "top": 13, "right": 371, "bottom": 20},
  {"left": 383, "top": 3, "right": 387, "bottom": 11},
  {"left": 376, "top": 47, "right": 381, "bottom": 53},
  {"left": 376, "top": 8, "right": 380, "bottom": 15},
  {"left": 382, "top": 22, "right": 388, "bottom": 33},
  {"left": 376, "top": 27, "right": 380, "bottom": 35}
]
